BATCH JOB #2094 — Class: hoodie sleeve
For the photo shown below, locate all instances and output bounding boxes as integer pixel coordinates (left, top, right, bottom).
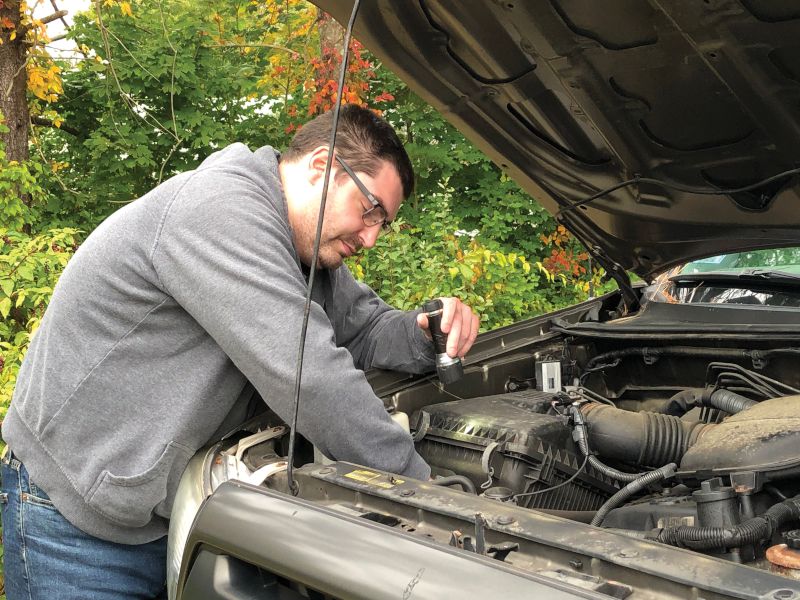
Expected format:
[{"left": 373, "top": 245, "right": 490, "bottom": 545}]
[
  {"left": 150, "top": 168, "right": 430, "bottom": 480},
  {"left": 327, "top": 266, "right": 436, "bottom": 373}
]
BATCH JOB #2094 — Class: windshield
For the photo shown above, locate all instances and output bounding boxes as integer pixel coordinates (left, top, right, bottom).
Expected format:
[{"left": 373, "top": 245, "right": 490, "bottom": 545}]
[
  {"left": 678, "top": 248, "right": 800, "bottom": 276},
  {"left": 647, "top": 247, "right": 800, "bottom": 307}
]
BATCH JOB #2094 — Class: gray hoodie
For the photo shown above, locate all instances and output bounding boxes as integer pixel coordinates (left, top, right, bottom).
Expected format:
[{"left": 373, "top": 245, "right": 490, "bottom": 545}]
[{"left": 3, "top": 144, "right": 434, "bottom": 544}]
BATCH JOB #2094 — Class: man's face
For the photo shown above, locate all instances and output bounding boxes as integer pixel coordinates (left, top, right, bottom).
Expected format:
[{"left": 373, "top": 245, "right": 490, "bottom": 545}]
[{"left": 291, "top": 157, "right": 403, "bottom": 269}]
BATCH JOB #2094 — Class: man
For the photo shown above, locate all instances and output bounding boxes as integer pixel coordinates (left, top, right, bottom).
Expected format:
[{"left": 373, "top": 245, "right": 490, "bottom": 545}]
[{"left": 1, "top": 104, "right": 479, "bottom": 599}]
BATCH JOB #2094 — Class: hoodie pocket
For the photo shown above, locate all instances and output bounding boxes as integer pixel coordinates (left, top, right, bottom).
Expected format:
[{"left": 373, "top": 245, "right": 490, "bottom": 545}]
[{"left": 87, "top": 441, "right": 192, "bottom": 528}]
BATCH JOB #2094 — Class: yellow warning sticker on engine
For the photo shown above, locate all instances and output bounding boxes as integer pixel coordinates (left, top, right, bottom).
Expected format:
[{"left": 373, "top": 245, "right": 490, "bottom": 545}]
[{"left": 345, "top": 470, "right": 404, "bottom": 489}]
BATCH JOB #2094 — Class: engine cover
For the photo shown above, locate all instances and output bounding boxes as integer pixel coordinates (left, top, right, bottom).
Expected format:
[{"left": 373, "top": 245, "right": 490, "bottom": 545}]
[{"left": 412, "top": 390, "right": 619, "bottom": 510}]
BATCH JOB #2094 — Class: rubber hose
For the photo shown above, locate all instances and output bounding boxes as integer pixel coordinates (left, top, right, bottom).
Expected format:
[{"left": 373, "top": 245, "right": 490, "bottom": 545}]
[
  {"left": 660, "top": 388, "right": 757, "bottom": 417},
  {"left": 768, "top": 500, "right": 799, "bottom": 528},
  {"left": 707, "top": 389, "right": 758, "bottom": 414},
  {"left": 659, "top": 520, "right": 767, "bottom": 550},
  {"left": 570, "top": 406, "right": 648, "bottom": 483},
  {"left": 578, "top": 403, "right": 707, "bottom": 468},
  {"left": 658, "top": 389, "right": 697, "bottom": 416},
  {"left": 591, "top": 463, "right": 677, "bottom": 527},
  {"left": 586, "top": 455, "right": 642, "bottom": 483},
  {"left": 654, "top": 495, "right": 800, "bottom": 550},
  {"left": 430, "top": 475, "right": 477, "bottom": 494}
]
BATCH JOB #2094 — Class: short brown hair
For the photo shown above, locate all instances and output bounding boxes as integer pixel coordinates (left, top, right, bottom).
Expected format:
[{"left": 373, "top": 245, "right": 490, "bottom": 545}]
[{"left": 282, "top": 104, "right": 414, "bottom": 199}]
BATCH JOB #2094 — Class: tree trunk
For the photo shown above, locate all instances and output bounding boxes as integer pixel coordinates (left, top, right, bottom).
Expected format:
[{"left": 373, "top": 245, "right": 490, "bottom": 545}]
[
  {"left": 0, "top": 0, "right": 30, "bottom": 165},
  {"left": 317, "top": 9, "right": 344, "bottom": 88}
]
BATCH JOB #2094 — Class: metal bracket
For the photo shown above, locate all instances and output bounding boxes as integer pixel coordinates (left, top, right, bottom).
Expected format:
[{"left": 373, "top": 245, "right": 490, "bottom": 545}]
[
  {"left": 730, "top": 470, "right": 764, "bottom": 495},
  {"left": 224, "top": 425, "right": 288, "bottom": 462},
  {"left": 487, "top": 541, "right": 520, "bottom": 562},
  {"left": 411, "top": 411, "right": 430, "bottom": 443},
  {"left": 642, "top": 348, "right": 659, "bottom": 366},
  {"left": 221, "top": 426, "right": 288, "bottom": 484},
  {"left": 750, "top": 351, "right": 767, "bottom": 370},
  {"left": 244, "top": 461, "right": 288, "bottom": 487},
  {"left": 480, "top": 442, "right": 502, "bottom": 490},
  {"left": 447, "top": 517, "right": 519, "bottom": 562}
]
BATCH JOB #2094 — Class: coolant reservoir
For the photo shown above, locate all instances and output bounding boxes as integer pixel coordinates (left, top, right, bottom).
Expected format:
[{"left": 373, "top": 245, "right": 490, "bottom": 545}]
[{"left": 391, "top": 411, "right": 410, "bottom": 434}]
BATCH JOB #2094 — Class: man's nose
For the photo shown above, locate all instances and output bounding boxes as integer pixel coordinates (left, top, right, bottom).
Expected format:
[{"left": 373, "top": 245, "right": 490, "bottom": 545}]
[{"left": 359, "top": 225, "right": 381, "bottom": 249}]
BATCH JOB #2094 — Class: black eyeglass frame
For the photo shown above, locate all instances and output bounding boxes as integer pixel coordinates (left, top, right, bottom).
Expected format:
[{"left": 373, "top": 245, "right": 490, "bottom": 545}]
[{"left": 335, "top": 156, "right": 392, "bottom": 231}]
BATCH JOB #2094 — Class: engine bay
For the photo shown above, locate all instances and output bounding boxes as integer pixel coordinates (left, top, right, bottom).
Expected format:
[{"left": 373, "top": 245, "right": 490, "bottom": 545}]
[
  {"left": 405, "top": 340, "right": 800, "bottom": 571},
  {"left": 216, "top": 296, "right": 800, "bottom": 596},
  {"left": 364, "top": 296, "right": 800, "bottom": 584}
]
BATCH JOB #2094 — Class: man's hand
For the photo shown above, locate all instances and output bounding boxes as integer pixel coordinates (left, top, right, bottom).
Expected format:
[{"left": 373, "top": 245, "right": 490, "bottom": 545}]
[{"left": 416, "top": 297, "right": 479, "bottom": 359}]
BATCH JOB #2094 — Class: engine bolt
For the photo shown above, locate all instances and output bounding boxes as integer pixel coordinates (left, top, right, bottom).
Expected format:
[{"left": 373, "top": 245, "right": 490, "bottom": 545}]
[
  {"left": 400, "top": 489, "right": 415, "bottom": 497},
  {"left": 496, "top": 515, "right": 515, "bottom": 525},
  {"left": 773, "top": 590, "right": 795, "bottom": 600},
  {"left": 569, "top": 559, "right": 583, "bottom": 570},
  {"left": 784, "top": 530, "right": 800, "bottom": 550}
]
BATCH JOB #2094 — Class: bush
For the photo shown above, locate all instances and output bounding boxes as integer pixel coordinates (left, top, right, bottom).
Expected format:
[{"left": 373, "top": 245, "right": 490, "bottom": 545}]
[
  {"left": 349, "top": 185, "right": 557, "bottom": 330},
  {"left": 0, "top": 228, "right": 78, "bottom": 416}
]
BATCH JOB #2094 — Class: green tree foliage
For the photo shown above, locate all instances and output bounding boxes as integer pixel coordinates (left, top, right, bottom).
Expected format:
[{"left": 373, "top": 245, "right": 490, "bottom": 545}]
[
  {"left": 39, "top": 0, "right": 305, "bottom": 230},
  {"left": 350, "top": 200, "right": 553, "bottom": 329},
  {"left": 0, "top": 117, "right": 78, "bottom": 414},
  {"left": 0, "top": 228, "right": 78, "bottom": 412}
]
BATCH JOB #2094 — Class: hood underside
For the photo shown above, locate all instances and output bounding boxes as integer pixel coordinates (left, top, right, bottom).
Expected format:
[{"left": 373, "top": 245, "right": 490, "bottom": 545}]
[{"left": 315, "top": 0, "right": 800, "bottom": 279}]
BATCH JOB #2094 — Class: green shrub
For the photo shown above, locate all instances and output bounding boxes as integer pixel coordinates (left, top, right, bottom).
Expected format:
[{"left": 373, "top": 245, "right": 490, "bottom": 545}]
[
  {"left": 0, "top": 228, "right": 78, "bottom": 415},
  {"left": 349, "top": 184, "right": 558, "bottom": 329}
]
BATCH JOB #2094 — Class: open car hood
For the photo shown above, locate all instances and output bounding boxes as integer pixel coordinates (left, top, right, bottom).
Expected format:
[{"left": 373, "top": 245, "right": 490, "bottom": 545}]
[{"left": 314, "top": 0, "right": 800, "bottom": 280}]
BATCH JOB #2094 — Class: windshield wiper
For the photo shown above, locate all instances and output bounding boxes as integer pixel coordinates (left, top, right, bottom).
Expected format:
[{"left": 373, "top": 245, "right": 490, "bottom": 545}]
[{"left": 670, "top": 268, "right": 800, "bottom": 287}]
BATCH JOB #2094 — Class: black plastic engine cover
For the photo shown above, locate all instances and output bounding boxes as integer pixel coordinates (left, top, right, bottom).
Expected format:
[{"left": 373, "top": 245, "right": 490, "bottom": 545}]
[{"left": 412, "top": 390, "right": 618, "bottom": 510}]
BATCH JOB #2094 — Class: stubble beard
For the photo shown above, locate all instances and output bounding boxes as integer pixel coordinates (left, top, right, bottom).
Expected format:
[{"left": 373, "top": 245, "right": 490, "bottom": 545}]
[{"left": 293, "top": 217, "right": 359, "bottom": 270}]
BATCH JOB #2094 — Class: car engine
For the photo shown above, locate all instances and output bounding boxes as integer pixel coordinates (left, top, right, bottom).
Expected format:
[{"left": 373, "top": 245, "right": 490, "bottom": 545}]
[{"left": 404, "top": 333, "right": 800, "bottom": 572}]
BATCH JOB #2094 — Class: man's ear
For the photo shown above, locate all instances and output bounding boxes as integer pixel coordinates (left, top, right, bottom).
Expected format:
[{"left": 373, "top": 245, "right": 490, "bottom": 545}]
[{"left": 306, "top": 146, "right": 332, "bottom": 187}]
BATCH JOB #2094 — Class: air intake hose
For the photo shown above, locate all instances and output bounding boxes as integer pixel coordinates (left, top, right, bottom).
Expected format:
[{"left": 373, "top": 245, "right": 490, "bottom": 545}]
[
  {"left": 571, "top": 405, "right": 649, "bottom": 483},
  {"left": 579, "top": 403, "right": 709, "bottom": 468}
]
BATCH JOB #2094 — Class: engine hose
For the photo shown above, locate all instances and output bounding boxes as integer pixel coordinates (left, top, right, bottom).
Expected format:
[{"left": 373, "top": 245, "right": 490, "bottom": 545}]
[
  {"left": 653, "top": 495, "right": 800, "bottom": 550},
  {"left": 705, "top": 388, "right": 758, "bottom": 414},
  {"left": 430, "top": 475, "right": 477, "bottom": 494},
  {"left": 660, "top": 388, "right": 758, "bottom": 417},
  {"left": 576, "top": 403, "right": 708, "bottom": 469},
  {"left": 661, "top": 388, "right": 758, "bottom": 417},
  {"left": 571, "top": 406, "right": 649, "bottom": 483},
  {"left": 590, "top": 463, "right": 677, "bottom": 526}
]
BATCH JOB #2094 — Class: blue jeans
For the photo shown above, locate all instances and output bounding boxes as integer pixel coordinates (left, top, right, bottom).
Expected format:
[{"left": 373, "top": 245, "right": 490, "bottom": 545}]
[{"left": 1, "top": 451, "right": 167, "bottom": 599}]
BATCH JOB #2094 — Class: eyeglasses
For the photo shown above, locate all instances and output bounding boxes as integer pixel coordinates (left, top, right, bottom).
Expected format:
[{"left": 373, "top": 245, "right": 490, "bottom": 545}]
[{"left": 335, "top": 156, "right": 392, "bottom": 231}]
